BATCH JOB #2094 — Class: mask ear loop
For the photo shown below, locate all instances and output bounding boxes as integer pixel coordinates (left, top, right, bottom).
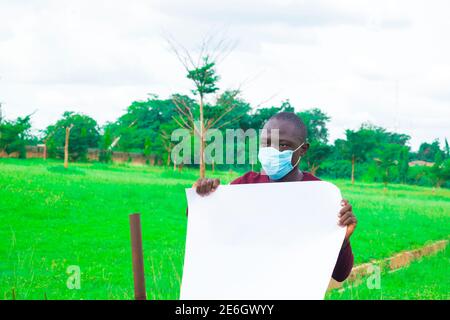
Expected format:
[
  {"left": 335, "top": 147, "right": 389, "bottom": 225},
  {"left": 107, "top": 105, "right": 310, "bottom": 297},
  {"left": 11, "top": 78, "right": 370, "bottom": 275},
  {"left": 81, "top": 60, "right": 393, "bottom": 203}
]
[{"left": 293, "top": 142, "right": 305, "bottom": 168}]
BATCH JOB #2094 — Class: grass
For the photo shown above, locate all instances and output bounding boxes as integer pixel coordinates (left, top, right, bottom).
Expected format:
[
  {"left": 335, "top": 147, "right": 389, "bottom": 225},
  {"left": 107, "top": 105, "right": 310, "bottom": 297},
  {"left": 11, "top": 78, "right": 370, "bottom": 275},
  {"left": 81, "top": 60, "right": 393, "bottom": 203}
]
[
  {"left": 0, "top": 158, "right": 449, "bottom": 299},
  {"left": 326, "top": 248, "right": 450, "bottom": 300},
  {"left": 334, "top": 179, "right": 450, "bottom": 264}
]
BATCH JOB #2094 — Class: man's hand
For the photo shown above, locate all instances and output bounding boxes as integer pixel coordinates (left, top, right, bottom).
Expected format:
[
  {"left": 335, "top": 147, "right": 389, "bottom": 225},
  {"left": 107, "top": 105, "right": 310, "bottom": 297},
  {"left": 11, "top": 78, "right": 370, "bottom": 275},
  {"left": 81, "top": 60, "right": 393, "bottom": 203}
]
[
  {"left": 193, "top": 178, "right": 220, "bottom": 196},
  {"left": 339, "top": 199, "right": 357, "bottom": 241}
]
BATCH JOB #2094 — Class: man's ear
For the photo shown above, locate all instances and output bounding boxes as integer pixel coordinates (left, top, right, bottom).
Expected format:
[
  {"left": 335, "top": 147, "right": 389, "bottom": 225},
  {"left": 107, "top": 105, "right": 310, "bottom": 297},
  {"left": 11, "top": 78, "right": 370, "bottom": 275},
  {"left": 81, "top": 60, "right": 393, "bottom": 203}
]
[{"left": 300, "top": 142, "right": 310, "bottom": 156}]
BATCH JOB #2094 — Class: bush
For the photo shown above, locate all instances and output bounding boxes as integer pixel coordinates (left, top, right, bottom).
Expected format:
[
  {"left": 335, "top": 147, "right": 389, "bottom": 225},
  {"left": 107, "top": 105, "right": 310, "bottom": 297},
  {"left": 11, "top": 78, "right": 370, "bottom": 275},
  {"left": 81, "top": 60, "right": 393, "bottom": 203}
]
[{"left": 317, "top": 160, "right": 353, "bottom": 180}]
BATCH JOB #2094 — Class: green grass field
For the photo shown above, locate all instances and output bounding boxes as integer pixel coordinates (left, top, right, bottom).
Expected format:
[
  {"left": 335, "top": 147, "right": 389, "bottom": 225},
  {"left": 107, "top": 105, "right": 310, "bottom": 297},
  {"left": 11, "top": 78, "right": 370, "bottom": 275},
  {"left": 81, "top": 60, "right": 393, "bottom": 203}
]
[
  {"left": 0, "top": 159, "right": 449, "bottom": 299},
  {"left": 326, "top": 248, "right": 450, "bottom": 300}
]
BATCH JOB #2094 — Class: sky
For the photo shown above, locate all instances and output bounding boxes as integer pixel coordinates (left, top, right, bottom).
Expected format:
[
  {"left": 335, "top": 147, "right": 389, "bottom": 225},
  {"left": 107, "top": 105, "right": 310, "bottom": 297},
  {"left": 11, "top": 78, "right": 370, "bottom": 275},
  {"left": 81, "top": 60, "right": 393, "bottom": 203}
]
[{"left": 0, "top": 0, "right": 449, "bottom": 151}]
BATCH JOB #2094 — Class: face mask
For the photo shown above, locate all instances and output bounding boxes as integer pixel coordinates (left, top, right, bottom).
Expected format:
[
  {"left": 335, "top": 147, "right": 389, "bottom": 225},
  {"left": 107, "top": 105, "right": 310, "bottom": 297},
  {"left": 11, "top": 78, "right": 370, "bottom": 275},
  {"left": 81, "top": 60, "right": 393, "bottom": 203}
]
[{"left": 258, "top": 142, "right": 305, "bottom": 180}]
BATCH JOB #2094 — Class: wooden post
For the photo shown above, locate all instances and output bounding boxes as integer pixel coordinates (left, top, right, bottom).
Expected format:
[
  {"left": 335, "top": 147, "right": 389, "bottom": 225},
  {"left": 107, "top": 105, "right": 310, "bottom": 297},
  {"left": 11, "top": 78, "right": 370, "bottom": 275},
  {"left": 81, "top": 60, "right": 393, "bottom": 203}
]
[
  {"left": 129, "top": 213, "right": 146, "bottom": 300},
  {"left": 64, "top": 124, "right": 73, "bottom": 169}
]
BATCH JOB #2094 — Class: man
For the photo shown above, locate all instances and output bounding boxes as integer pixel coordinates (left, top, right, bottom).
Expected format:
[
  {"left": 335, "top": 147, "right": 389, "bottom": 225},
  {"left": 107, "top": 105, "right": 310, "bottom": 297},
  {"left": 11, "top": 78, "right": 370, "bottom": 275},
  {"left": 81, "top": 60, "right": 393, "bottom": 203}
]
[{"left": 192, "top": 112, "right": 357, "bottom": 282}]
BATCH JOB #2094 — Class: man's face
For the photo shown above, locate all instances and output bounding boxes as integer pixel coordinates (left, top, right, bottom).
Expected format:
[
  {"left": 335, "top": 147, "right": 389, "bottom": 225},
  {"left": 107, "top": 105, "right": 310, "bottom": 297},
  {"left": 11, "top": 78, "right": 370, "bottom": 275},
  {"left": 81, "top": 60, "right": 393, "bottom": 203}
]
[{"left": 260, "top": 118, "right": 309, "bottom": 166}]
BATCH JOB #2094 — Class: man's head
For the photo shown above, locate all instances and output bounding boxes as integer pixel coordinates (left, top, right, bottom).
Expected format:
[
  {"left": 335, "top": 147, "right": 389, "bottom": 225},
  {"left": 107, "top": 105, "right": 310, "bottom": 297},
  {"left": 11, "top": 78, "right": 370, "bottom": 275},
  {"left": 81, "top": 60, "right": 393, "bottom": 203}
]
[{"left": 260, "top": 112, "right": 309, "bottom": 168}]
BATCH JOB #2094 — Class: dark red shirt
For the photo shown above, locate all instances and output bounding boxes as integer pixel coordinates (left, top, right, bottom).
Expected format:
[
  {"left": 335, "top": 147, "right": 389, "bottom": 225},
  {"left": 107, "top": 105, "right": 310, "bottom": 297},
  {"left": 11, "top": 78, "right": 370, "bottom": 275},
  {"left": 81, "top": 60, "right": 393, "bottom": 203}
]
[
  {"left": 230, "top": 171, "right": 354, "bottom": 282},
  {"left": 230, "top": 171, "right": 321, "bottom": 184}
]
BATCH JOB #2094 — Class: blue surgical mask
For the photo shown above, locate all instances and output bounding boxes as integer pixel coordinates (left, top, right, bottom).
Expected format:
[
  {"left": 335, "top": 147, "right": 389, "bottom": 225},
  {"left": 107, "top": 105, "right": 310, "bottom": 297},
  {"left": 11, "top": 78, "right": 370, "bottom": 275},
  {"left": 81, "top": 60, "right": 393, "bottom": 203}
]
[{"left": 258, "top": 143, "right": 305, "bottom": 180}]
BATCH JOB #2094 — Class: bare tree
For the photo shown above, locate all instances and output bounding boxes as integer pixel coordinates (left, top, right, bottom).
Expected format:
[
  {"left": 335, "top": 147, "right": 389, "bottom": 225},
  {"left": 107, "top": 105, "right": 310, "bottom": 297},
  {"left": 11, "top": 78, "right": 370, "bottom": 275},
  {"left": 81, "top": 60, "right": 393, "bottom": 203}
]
[
  {"left": 64, "top": 124, "right": 74, "bottom": 169},
  {"left": 160, "top": 128, "right": 175, "bottom": 168},
  {"left": 43, "top": 129, "right": 57, "bottom": 160},
  {"left": 166, "top": 34, "right": 244, "bottom": 178}
]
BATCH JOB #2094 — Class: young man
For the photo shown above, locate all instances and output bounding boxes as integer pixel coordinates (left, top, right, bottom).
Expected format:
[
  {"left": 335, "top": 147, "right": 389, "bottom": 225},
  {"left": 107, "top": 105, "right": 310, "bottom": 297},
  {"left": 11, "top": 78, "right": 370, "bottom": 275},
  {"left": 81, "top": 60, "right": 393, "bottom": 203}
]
[{"left": 192, "top": 112, "right": 357, "bottom": 282}]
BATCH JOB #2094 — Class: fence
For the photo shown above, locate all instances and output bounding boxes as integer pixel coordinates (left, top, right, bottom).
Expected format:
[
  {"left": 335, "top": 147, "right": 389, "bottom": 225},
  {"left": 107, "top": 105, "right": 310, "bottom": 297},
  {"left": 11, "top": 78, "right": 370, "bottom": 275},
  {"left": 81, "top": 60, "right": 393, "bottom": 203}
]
[{"left": 0, "top": 145, "right": 159, "bottom": 165}]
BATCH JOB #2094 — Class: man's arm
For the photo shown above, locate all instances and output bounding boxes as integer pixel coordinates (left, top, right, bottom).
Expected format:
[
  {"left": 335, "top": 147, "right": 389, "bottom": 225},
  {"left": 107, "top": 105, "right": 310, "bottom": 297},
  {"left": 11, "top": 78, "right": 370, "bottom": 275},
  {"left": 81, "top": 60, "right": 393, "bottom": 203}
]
[
  {"left": 331, "top": 239, "right": 354, "bottom": 282},
  {"left": 332, "top": 199, "right": 357, "bottom": 281}
]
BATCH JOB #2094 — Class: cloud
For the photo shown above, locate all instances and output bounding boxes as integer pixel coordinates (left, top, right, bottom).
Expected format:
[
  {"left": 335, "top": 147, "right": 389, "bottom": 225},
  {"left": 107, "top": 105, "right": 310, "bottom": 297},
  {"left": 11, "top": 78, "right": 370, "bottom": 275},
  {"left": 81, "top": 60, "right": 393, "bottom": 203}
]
[
  {"left": 0, "top": 0, "right": 448, "bottom": 151},
  {"left": 152, "top": 0, "right": 410, "bottom": 29}
]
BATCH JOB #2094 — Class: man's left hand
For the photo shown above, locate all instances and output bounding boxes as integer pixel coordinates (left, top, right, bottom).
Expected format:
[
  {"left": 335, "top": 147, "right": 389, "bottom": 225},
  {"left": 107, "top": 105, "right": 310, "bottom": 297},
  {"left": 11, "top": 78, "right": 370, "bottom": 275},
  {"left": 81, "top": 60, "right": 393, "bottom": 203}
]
[{"left": 339, "top": 199, "right": 357, "bottom": 241}]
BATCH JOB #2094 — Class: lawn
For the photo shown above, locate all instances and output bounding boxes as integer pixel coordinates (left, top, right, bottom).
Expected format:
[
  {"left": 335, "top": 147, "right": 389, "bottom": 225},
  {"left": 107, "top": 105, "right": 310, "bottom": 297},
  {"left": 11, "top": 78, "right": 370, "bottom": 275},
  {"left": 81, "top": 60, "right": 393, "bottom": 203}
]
[
  {"left": 326, "top": 247, "right": 450, "bottom": 300},
  {"left": 0, "top": 158, "right": 449, "bottom": 299}
]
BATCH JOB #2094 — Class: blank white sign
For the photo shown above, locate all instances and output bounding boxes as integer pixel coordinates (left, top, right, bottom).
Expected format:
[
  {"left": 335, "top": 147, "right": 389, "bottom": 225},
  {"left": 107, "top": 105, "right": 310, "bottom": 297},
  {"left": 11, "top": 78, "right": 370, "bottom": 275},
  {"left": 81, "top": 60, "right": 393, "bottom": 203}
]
[{"left": 181, "top": 181, "right": 346, "bottom": 300}]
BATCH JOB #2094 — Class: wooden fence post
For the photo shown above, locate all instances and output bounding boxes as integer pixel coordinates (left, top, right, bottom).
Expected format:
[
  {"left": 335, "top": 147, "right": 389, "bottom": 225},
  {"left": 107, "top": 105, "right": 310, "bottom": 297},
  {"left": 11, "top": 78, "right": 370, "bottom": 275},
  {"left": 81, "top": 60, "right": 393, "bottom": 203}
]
[
  {"left": 129, "top": 213, "right": 146, "bottom": 300},
  {"left": 64, "top": 124, "right": 73, "bottom": 169}
]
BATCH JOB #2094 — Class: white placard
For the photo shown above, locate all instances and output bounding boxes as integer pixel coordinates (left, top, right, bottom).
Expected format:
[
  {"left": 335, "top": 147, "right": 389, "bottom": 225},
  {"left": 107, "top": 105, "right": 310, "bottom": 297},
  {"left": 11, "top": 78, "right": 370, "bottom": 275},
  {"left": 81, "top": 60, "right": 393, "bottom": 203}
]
[{"left": 181, "top": 181, "right": 346, "bottom": 300}]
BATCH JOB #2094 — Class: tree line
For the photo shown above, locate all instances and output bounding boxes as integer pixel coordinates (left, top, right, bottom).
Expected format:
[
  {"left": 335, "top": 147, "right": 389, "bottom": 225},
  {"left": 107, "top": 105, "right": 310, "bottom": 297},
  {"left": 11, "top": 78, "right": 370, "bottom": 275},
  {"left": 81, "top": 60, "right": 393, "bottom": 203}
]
[{"left": 0, "top": 96, "right": 449, "bottom": 189}]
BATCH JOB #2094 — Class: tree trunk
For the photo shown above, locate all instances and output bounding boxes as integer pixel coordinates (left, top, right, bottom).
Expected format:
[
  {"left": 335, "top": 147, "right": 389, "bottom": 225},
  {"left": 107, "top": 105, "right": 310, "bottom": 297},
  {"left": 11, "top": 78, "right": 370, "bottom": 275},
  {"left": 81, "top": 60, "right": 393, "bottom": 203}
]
[
  {"left": 384, "top": 168, "right": 389, "bottom": 189},
  {"left": 64, "top": 126, "right": 71, "bottom": 169},
  {"left": 351, "top": 155, "right": 355, "bottom": 185},
  {"left": 43, "top": 144, "right": 47, "bottom": 160},
  {"left": 310, "top": 164, "right": 319, "bottom": 176},
  {"left": 199, "top": 95, "right": 206, "bottom": 179}
]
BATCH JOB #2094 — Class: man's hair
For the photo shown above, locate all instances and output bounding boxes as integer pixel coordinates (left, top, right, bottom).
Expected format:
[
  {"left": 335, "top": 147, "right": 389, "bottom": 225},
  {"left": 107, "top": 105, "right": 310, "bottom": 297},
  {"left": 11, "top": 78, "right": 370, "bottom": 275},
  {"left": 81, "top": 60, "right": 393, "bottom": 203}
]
[{"left": 269, "top": 112, "right": 308, "bottom": 141}]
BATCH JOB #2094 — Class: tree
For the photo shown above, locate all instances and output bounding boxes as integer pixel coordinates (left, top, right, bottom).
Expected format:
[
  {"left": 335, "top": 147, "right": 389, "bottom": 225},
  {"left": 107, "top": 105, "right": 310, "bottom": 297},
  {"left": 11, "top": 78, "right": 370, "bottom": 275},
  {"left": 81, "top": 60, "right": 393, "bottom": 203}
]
[
  {"left": 172, "top": 55, "right": 218, "bottom": 178},
  {"left": 0, "top": 115, "right": 32, "bottom": 158},
  {"left": 103, "top": 95, "right": 180, "bottom": 163},
  {"left": 341, "top": 128, "right": 377, "bottom": 184},
  {"left": 416, "top": 139, "right": 443, "bottom": 162},
  {"left": 297, "top": 108, "right": 332, "bottom": 174},
  {"left": 45, "top": 112, "right": 99, "bottom": 161},
  {"left": 430, "top": 152, "right": 450, "bottom": 188},
  {"left": 303, "top": 142, "right": 332, "bottom": 175},
  {"left": 143, "top": 136, "right": 152, "bottom": 163},
  {"left": 205, "top": 90, "right": 252, "bottom": 130},
  {"left": 297, "top": 108, "right": 330, "bottom": 144},
  {"left": 398, "top": 145, "right": 410, "bottom": 184},
  {"left": 159, "top": 119, "right": 182, "bottom": 168},
  {"left": 99, "top": 127, "right": 113, "bottom": 163},
  {"left": 167, "top": 35, "right": 243, "bottom": 178},
  {"left": 338, "top": 123, "right": 411, "bottom": 184},
  {"left": 374, "top": 144, "right": 402, "bottom": 189},
  {"left": 444, "top": 138, "right": 449, "bottom": 159},
  {"left": 244, "top": 101, "right": 294, "bottom": 130}
]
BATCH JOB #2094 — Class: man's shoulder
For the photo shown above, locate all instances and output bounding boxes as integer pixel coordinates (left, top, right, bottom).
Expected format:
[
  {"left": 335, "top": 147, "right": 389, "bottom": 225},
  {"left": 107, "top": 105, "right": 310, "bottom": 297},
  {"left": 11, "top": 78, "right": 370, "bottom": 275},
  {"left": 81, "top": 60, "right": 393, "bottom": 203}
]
[{"left": 302, "top": 172, "right": 321, "bottom": 181}]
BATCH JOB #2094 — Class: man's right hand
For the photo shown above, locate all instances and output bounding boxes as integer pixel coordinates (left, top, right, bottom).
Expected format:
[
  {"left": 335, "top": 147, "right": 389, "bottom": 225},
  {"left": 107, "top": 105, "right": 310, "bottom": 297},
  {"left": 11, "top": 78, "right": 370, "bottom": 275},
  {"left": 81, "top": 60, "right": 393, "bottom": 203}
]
[{"left": 193, "top": 178, "right": 220, "bottom": 196}]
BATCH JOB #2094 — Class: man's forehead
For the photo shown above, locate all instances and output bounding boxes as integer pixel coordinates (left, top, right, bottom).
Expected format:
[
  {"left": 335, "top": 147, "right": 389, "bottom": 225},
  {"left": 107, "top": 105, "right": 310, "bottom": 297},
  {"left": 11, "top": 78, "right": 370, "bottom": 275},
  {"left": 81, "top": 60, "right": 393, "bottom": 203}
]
[{"left": 261, "top": 120, "right": 302, "bottom": 141}]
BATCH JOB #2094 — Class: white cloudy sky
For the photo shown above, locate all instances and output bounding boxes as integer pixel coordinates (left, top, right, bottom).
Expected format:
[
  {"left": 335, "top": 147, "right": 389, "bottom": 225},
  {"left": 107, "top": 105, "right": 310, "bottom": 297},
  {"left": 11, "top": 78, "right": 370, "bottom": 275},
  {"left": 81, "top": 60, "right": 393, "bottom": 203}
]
[{"left": 0, "top": 0, "right": 449, "bottom": 150}]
